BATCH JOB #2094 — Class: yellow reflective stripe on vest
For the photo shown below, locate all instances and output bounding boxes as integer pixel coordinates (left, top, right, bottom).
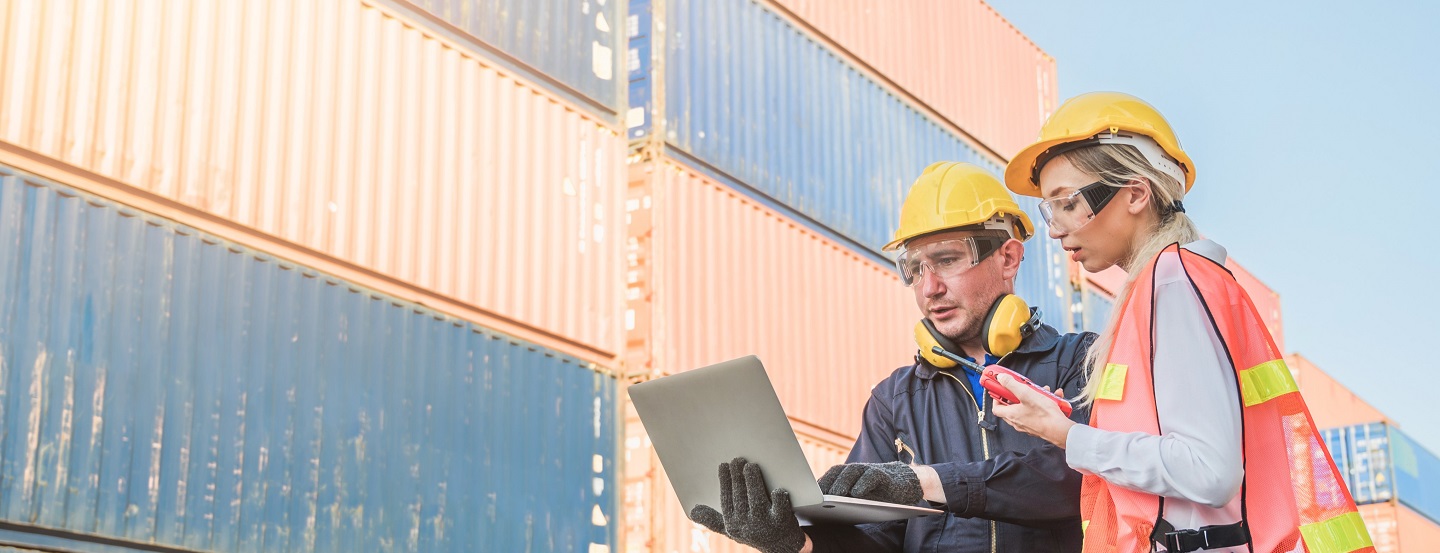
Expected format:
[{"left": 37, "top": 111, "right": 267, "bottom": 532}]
[
  {"left": 1300, "top": 511, "right": 1373, "bottom": 553},
  {"left": 1239, "top": 359, "right": 1298, "bottom": 407},
  {"left": 1096, "top": 364, "right": 1128, "bottom": 401}
]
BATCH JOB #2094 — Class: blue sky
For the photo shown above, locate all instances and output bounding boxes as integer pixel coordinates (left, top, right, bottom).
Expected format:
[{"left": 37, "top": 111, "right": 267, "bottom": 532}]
[{"left": 983, "top": 0, "right": 1440, "bottom": 453}]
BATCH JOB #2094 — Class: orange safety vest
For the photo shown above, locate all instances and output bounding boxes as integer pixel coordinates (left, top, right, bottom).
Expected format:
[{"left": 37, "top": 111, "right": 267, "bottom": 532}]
[{"left": 1080, "top": 244, "right": 1373, "bottom": 553}]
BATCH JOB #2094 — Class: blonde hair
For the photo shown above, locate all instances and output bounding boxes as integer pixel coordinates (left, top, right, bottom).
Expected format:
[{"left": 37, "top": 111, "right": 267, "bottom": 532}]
[{"left": 1066, "top": 143, "right": 1200, "bottom": 406}]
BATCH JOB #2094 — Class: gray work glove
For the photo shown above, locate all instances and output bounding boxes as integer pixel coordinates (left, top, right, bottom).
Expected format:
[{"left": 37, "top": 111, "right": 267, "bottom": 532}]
[
  {"left": 818, "top": 461, "right": 923, "bottom": 505},
  {"left": 687, "top": 458, "right": 806, "bottom": 553}
]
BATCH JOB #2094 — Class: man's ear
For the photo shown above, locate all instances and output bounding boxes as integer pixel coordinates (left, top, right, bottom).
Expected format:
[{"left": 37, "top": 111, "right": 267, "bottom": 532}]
[{"left": 998, "top": 239, "right": 1024, "bottom": 280}]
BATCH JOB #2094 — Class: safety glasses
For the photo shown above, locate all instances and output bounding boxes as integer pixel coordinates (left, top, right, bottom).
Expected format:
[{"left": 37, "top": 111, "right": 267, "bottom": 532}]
[
  {"left": 1037, "top": 181, "right": 1121, "bottom": 235},
  {"left": 896, "top": 235, "right": 1008, "bottom": 287}
]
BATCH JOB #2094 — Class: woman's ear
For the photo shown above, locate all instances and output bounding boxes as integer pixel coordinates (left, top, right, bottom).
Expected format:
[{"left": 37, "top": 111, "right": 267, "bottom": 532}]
[{"left": 1124, "top": 179, "right": 1153, "bottom": 215}]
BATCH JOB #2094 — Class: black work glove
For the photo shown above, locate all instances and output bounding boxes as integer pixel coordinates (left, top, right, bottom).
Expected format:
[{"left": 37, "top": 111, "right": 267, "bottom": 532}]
[
  {"left": 688, "top": 458, "right": 807, "bottom": 553},
  {"left": 818, "top": 461, "right": 924, "bottom": 505}
]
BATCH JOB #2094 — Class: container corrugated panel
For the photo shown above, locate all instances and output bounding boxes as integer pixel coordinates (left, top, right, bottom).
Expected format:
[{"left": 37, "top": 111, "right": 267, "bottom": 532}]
[
  {"left": 0, "top": 167, "right": 618, "bottom": 552},
  {"left": 1347, "top": 423, "right": 1397, "bottom": 505},
  {"left": 1227, "top": 260, "right": 1284, "bottom": 353},
  {"left": 661, "top": 0, "right": 1005, "bottom": 255},
  {"left": 1396, "top": 501, "right": 1440, "bottom": 551},
  {"left": 1389, "top": 426, "right": 1440, "bottom": 525},
  {"left": 405, "top": 0, "right": 623, "bottom": 111},
  {"left": 638, "top": 159, "right": 916, "bottom": 434},
  {"left": 768, "top": 0, "right": 1056, "bottom": 158},
  {"left": 1081, "top": 286, "right": 1115, "bottom": 333},
  {"left": 0, "top": 0, "right": 626, "bottom": 362},
  {"left": 1359, "top": 503, "right": 1399, "bottom": 553}
]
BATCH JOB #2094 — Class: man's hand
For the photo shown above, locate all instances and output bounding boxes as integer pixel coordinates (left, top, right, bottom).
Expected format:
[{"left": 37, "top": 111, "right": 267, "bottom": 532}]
[
  {"left": 688, "top": 458, "right": 808, "bottom": 553},
  {"left": 817, "top": 461, "right": 923, "bottom": 505}
]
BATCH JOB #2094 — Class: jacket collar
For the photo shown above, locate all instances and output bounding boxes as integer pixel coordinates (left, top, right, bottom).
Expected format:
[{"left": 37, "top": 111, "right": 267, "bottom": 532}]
[{"left": 913, "top": 323, "right": 1061, "bottom": 379}]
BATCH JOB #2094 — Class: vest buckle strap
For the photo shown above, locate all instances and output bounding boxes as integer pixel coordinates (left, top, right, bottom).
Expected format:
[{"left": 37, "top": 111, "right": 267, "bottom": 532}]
[{"left": 1160, "top": 521, "right": 1250, "bottom": 552}]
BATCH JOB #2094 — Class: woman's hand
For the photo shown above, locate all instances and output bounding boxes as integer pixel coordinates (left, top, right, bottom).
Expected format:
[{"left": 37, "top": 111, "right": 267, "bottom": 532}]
[{"left": 990, "top": 374, "right": 1077, "bottom": 448}]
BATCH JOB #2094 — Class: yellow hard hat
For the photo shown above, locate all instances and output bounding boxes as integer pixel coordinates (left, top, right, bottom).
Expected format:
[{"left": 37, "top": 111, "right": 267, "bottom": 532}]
[
  {"left": 884, "top": 162, "right": 1035, "bottom": 251},
  {"left": 1004, "top": 92, "right": 1195, "bottom": 198}
]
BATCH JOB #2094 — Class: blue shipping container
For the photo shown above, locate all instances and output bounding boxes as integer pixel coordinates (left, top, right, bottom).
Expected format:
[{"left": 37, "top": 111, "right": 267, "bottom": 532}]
[
  {"left": 663, "top": 0, "right": 1001, "bottom": 253},
  {"left": 652, "top": 0, "right": 1069, "bottom": 328},
  {"left": 1389, "top": 425, "right": 1440, "bottom": 524},
  {"left": 0, "top": 166, "right": 618, "bottom": 552},
  {"left": 1081, "top": 287, "right": 1115, "bottom": 333},
  {"left": 1321, "top": 421, "right": 1440, "bottom": 524},
  {"left": 407, "top": 0, "right": 624, "bottom": 113}
]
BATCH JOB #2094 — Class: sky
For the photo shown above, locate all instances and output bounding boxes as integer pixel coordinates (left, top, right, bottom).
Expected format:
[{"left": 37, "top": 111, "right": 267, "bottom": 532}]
[{"left": 981, "top": 0, "right": 1440, "bottom": 454}]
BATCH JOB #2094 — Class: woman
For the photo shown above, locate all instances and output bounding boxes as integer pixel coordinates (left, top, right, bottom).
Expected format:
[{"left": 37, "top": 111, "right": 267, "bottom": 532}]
[{"left": 989, "top": 92, "right": 1370, "bottom": 553}]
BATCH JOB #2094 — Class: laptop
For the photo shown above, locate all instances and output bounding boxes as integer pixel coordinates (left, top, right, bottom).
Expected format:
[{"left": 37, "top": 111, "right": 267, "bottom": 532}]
[{"left": 628, "top": 355, "right": 942, "bottom": 525}]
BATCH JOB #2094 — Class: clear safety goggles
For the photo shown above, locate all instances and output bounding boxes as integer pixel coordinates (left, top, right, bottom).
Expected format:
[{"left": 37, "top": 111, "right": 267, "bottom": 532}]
[
  {"left": 1037, "top": 181, "right": 1121, "bottom": 235},
  {"left": 896, "top": 234, "right": 1008, "bottom": 287}
]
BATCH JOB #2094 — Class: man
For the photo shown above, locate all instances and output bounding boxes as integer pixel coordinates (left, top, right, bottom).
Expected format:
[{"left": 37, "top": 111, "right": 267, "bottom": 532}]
[{"left": 689, "top": 162, "right": 1094, "bottom": 553}]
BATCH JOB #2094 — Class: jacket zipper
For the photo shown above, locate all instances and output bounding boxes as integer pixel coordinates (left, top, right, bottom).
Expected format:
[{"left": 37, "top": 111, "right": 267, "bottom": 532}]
[
  {"left": 936, "top": 367, "right": 995, "bottom": 553},
  {"left": 938, "top": 351, "right": 1017, "bottom": 553}
]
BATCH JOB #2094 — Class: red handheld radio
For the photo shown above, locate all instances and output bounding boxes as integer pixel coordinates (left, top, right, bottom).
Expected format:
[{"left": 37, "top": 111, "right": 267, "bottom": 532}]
[
  {"left": 980, "top": 365, "right": 1072, "bottom": 416},
  {"left": 929, "top": 347, "right": 1072, "bottom": 416}
]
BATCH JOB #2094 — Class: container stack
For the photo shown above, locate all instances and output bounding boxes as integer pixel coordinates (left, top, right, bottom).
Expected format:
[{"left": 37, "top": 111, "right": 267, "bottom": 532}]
[
  {"left": 0, "top": 0, "right": 625, "bottom": 551},
  {"left": 621, "top": 0, "right": 1064, "bottom": 551},
  {"left": 1320, "top": 423, "right": 1440, "bottom": 552}
]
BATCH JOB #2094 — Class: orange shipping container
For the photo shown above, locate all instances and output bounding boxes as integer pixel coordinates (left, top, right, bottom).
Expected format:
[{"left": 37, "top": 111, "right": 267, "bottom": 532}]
[
  {"left": 621, "top": 155, "right": 919, "bottom": 550},
  {"left": 1228, "top": 260, "right": 1284, "bottom": 352},
  {"left": 1363, "top": 502, "right": 1402, "bottom": 553},
  {"left": 0, "top": 0, "right": 626, "bottom": 363},
  {"left": 1358, "top": 502, "right": 1440, "bottom": 553},
  {"left": 625, "top": 157, "right": 917, "bottom": 436},
  {"left": 768, "top": 0, "right": 1057, "bottom": 158}
]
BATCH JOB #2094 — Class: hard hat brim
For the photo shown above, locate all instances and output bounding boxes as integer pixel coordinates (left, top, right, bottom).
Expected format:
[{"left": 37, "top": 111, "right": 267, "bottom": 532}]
[{"left": 1005, "top": 127, "right": 1195, "bottom": 198}]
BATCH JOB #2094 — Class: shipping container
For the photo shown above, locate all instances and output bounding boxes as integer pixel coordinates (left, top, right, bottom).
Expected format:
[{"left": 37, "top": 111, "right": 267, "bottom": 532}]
[
  {"left": 1290, "top": 354, "right": 1391, "bottom": 430},
  {"left": 1357, "top": 502, "right": 1440, "bottom": 553},
  {"left": 1323, "top": 422, "right": 1440, "bottom": 524},
  {"left": 401, "top": 0, "right": 625, "bottom": 113},
  {"left": 0, "top": 0, "right": 627, "bottom": 364},
  {"left": 1361, "top": 502, "right": 1402, "bottom": 553},
  {"left": 1228, "top": 260, "right": 1284, "bottom": 352},
  {"left": 1396, "top": 500, "right": 1440, "bottom": 551},
  {"left": 1389, "top": 427, "right": 1440, "bottom": 525},
  {"left": 0, "top": 166, "right": 618, "bottom": 552},
  {"left": 1330, "top": 423, "right": 1397, "bottom": 505},
  {"left": 625, "top": 158, "right": 917, "bottom": 435},
  {"left": 624, "top": 157, "right": 1073, "bottom": 430},
  {"left": 645, "top": 0, "right": 1003, "bottom": 253},
  {"left": 1081, "top": 286, "right": 1115, "bottom": 333},
  {"left": 767, "top": 0, "right": 1057, "bottom": 158}
]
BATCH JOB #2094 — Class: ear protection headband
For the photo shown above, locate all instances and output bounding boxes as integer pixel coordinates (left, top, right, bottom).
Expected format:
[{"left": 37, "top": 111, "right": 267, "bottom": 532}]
[{"left": 914, "top": 294, "right": 1042, "bottom": 369}]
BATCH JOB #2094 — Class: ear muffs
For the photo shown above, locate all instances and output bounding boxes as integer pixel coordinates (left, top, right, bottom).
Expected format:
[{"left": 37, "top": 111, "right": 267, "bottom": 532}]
[
  {"left": 915, "top": 294, "right": 1043, "bottom": 365},
  {"left": 981, "top": 294, "right": 1041, "bottom": 357},
  {"left": 915, "top": 319, "right": 960, "bottom": 369}
]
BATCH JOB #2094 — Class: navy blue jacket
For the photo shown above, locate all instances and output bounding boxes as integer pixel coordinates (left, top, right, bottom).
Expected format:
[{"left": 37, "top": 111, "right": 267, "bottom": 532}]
[{"left": 805, "top": 324, "right": 1094, "bottom": 553}]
